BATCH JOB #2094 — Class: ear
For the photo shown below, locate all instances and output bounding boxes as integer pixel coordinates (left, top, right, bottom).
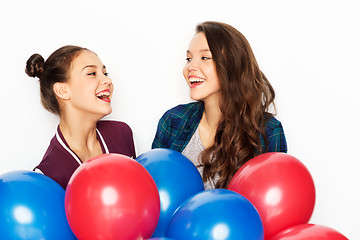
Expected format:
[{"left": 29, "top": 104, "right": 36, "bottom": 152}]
[{"left": 53, "top": 82, "right": 70, "bottom": 100}]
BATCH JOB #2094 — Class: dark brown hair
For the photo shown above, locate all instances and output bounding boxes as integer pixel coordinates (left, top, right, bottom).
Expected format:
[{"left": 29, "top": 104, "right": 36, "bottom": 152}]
[
  {"left": 197, "top": 21, "right": 276, "bottom": 188},
  {"left": 25, "top": 45, "right": 88, "bottom": 115}
]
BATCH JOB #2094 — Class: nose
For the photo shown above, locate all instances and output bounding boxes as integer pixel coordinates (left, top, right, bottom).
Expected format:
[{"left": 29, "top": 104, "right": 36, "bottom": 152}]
[
  {"left": 185, "top": 60, "right": 199, "bottom": 73},
  {"left": 101, "top": 74, "right": 112, "bottom": 85}
]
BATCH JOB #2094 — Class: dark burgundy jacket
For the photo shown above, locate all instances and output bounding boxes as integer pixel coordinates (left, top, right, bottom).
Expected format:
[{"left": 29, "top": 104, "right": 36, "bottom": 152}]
[{"left": 34, "top": 121, "right": 136, "bottom": 189}]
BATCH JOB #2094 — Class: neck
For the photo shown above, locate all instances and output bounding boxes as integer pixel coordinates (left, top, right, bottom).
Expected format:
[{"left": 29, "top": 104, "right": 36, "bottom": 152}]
[
  {"left": 202, "top": 98, "right": 222, "bottom": 130},
  {"left": 59, "top": 110, "right": 100, "bottom": 151},
  {"left": 198, "top": 99, "right": 222, "bottom": 148}
]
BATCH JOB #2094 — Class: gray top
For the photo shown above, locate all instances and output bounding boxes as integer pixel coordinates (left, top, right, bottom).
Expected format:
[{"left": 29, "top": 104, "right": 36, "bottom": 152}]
[{"left": 182, "top": 127, "right": 217, "bottom": 190}]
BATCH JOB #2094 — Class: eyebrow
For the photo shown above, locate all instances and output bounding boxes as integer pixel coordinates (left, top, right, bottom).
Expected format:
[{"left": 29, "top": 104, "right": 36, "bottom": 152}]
[
  {"left": 200, "top": 49, "right": 210, "bottom": 52},
  {"left": 186, "top": 49, "right": 211, "bottom": 54},
  {"left": 82, "top": 65, "right": 106, "bottom": 71}
]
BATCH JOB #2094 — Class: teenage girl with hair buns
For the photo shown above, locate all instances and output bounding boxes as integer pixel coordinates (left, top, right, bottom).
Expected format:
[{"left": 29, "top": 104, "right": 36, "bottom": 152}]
[{"left": 26, "top": 45, "right": 135, "bottom": 189}]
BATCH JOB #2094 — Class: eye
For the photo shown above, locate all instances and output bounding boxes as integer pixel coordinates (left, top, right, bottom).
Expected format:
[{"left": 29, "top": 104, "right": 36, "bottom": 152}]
[
  {"left": 185, "top": 57, "right": 192, "bottom": 62},
  {"left": 202, "top": 57, "right": 211, "bottom": 60},
  {"left": 104, "top": 72, "right": 109, "bottom": 77}
]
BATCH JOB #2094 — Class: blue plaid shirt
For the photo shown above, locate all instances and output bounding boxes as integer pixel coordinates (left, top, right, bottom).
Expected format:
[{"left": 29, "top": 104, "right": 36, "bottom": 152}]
[{"left": 152, "top": 102, "right": 287, "bottom": 153}]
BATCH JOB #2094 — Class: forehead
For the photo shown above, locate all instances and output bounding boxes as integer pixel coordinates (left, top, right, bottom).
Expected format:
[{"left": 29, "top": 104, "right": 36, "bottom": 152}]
[
  {"left": 71, "top": 50, "right": 103, "bottom": 69},
  {"left": 188, "top": 32, "right": 210, "bottom": 51}
]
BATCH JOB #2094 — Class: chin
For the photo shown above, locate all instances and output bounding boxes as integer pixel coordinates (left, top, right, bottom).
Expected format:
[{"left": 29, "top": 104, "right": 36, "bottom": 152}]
[
  {"left": 190, "top": 94, "right": 203, "bottom": 101},
  {"left": 105, "top": 108, "right": 112, "bottom": 115},
  {"left": 99, "top": 108, "right": 112, "bottom": 118}
]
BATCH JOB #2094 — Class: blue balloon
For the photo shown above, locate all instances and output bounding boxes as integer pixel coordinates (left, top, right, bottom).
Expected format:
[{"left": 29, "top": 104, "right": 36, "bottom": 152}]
[
  {"left": 137, "top": 148, "right": 204, "bottom": 237},
  {"left": 147, "top": 238, "right": 176, "bottom": 240},
  {"left": 0, "top": 170, "right": 76, "bottom": 240},
  {"left": 166, "top": 189, "right": 264, "bottom": 240}
]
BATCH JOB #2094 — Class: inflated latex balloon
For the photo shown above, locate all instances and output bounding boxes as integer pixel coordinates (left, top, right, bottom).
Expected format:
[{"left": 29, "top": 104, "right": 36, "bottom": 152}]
[
  {"left": 228, "top": 152, "right": 315, "bottom": 240},
  {"left": 271, "top": 223, "right": 348, "bottom": 240},
  {"left": 0, "top": 170, "right": 76, "bottom": 240},
  {"left": 147, "top": 238, "right": 176, "bottom": 240},
  {"left": 137, "top": 148, "right": 204, "bottom": 237},
  {"left": 65, "top": 153, "right": 160, "bottom": 240},
  {"left": 166, "top": 189, "right": 264, "bottom": 240}
]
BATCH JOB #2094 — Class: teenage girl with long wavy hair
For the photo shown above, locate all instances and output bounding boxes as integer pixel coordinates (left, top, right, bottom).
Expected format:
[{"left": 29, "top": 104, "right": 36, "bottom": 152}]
[{"left": 152, "top": 21, "right": 287, "bottom": 189}]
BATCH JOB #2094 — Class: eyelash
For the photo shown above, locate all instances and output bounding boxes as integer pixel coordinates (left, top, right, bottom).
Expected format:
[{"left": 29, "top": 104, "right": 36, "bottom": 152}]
[
  {"left": 87, "top": 72, "right": 109, "bottom": 76},
  {"left": 185, "top": 57, "right": 211, "bottom": 62}
]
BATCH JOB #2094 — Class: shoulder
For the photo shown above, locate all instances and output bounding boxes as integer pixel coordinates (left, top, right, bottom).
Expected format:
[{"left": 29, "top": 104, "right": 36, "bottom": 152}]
[
  {"left": 162, "top": 102, "right": 204, "bottom": 120},
  {"left": 96, "top": 120, "right": 135, "bottom": 157},
  {"left": 152, "top": 102, "right": 203, "bottom": 151},
  {"left": 263, "top": 115, "right": 287, "bottom": 152},
  {"left": 37, "top": 136, "right": 79, "bottom": 167},
  {"left": 97, "top": 120, "right": 131, "bottom": 129},
  {"left": 158, "top": 102, "right": 203, "bottom": 131},
  {"left": 97, "top": 120, "right": 133, "bottom": 135},
  {"left": 265, "top": 115, "right": 283, "bottom": 129},
  {"left": 40, "top": 135, "right": 67, "bottom": 161},
  {"left": 264, "top": 115, "right": 285, "bottom": 136},
  {"left": 35, "top": 136, "right": 80, "bottom": 189}
]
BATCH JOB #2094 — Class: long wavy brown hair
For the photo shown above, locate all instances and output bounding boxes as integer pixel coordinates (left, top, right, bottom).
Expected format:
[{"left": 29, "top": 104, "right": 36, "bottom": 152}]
[{"left": 198, "top": 21, "right": 276, "bottom": 188}]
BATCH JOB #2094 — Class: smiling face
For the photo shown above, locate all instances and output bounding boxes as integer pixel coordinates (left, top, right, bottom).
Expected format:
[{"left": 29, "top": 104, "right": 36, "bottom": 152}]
[
  {"left": 183, "top": 32, "right": 221, "bottom": 103},
  {"left": 65, "top": 50, "right": 114, "bottom": 118}
]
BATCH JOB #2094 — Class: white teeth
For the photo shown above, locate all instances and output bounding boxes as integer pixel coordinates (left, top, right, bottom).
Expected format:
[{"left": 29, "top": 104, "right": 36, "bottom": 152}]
[
  {"left": 96, "top": 90, "right": 110, "bottom": 97},
  {"left": 189, "top": 77, "right": 205, "bottom": 83}
]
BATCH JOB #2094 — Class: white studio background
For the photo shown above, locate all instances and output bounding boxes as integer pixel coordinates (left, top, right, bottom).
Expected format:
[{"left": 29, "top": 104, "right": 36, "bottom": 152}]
[{"left": 0, "top": 0, "right": 358, "bottom": 238}]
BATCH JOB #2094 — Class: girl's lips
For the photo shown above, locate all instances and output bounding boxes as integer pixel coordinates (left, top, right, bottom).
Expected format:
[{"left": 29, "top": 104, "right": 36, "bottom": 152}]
[
  {"left": 96, "top": 89, "right": 111, "bottom": 102},
  {"left": 190, "top": 81, "right": 204, "bottom": 88},
  {"left": 96, "top": 89, "right": 111, "bottom": 94},
  {"left": 188, "top": 76, "right": 205, "bottom": 88},
  {"left": 99, "top": 97, "right": 111, "bottom": 103}
]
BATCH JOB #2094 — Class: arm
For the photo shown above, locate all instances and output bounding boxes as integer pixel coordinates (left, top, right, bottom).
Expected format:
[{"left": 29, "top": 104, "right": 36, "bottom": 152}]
[
  {"left": 265, "top": 118, "right": 288, "bottom": 153},
  {"left": 152, "top": 114, "right": 170, "bottom": 149}
]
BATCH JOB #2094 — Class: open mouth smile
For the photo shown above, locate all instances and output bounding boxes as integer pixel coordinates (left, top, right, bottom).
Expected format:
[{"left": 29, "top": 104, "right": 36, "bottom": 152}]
[
  {"left": 96, "top": 89, "right": 111, "bottom": 102},
  {"left": 189, "top": 76, "right": 205, "bottom": 88}
]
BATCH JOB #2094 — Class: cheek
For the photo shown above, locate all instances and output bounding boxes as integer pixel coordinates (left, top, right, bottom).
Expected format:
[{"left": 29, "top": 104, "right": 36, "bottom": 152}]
[
  {"left": 182, "top": 66, "right": 188, "bottom": 78},
  {"left": 206, "top": 64, "right": 219, "bottom": 80},
  {"left": 207, "top": 69, "right": 221, "bottom": 90},
  {"left": 215, "top": 80, "right": 221, "bottom": 91},
  {"left": 214, "top": 74, "right": 221, "bottom": 88},
  {"left": 183, "top": 67, "right": 190, "bottom": 85},
  {"left": 110, "top": 84, "right": 114, "bottom": 97}
]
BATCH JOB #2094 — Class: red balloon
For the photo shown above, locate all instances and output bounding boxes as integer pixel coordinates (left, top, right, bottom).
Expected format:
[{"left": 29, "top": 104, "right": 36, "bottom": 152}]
[
  {"left": 228, "top": 152, "right": 315, "bottom": 240},
  {"left": 65, "top": 154, "right": 160, "bottom": 240},
  {"left": 271, "top": 223, "right": 348, "bottom": 240}
]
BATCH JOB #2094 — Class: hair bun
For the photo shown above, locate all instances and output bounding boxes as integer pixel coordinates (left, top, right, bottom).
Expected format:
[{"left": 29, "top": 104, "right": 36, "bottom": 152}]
[{"left": 25, "top": 54, "right": 45, "bottom": 78}]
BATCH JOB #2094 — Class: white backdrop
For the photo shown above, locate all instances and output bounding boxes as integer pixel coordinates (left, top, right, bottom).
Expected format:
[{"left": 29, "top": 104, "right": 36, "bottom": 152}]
[{"left": 0, "top": 0, "right": 358, "bottom": 238}]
